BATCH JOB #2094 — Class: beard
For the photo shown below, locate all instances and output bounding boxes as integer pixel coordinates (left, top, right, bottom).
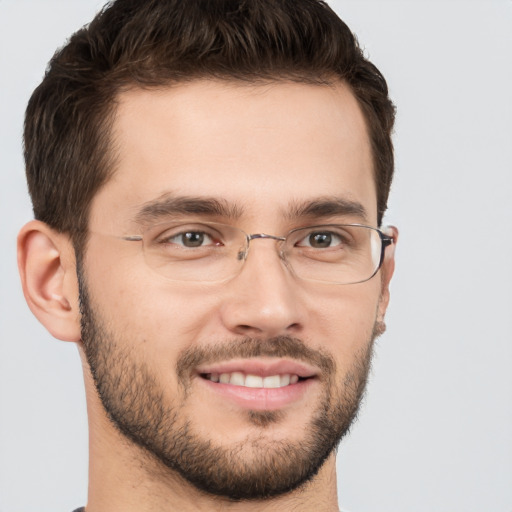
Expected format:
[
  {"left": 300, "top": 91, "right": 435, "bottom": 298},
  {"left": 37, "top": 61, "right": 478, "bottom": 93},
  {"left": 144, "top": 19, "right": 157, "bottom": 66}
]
[{"left": 78, "top": 266, "right": 377, "bottom": 501}]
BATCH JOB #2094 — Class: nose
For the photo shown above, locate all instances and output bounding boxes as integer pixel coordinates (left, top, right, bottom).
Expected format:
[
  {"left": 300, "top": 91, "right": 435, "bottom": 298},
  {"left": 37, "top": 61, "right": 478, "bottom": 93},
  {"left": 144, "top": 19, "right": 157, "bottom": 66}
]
[{"left": 219, "top": 239, "right": 306, "bottom": 338}]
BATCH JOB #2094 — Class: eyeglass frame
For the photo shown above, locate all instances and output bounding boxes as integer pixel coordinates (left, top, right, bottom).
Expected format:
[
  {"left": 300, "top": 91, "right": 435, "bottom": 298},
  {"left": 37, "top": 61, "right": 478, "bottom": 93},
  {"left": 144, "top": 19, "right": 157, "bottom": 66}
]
[{"left": 113, "top": 221, "right": 395, "bottom": 285}]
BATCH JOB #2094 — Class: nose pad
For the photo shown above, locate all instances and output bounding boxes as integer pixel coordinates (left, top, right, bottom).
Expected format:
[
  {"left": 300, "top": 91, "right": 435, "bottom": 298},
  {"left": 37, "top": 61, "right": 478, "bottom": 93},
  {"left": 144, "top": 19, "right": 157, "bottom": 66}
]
[
  {"left": 239, "top": 233, "right": 287, "bottom": 263},
  {"left": 237, "top": 236, "right": 295, "bottom": 282},
  {"left": 236, "top": 249, "right": 246, "bottom": 261}
]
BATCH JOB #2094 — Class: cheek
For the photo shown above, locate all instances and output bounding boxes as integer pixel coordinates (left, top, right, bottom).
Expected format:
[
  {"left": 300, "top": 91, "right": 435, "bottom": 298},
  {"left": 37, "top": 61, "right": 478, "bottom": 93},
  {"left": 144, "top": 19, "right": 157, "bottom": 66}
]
[
  {"left": 93, "top": 281, "right": 221, "bottom": 348},
  {"left": 84, "top": 241, "right": 222, "bottom": 354},
  {"left": 302, "top": 280, "right": 381, "bottom": 363},
  {"left": 134, "top": 284, "right": 225, "bottom": 346}
]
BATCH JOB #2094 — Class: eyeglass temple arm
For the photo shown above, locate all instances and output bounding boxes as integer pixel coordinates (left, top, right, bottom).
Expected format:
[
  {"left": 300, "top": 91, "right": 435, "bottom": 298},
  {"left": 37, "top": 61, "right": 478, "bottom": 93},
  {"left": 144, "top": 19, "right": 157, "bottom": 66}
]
[{"left": 377, "top": 232, "right": 394, "bottom": 268}]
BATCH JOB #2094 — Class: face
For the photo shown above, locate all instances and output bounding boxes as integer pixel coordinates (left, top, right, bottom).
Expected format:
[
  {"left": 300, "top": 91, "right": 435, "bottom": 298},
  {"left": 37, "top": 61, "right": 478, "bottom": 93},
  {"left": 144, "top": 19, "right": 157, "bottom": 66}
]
[{"left": 80, "top": 80, "right": 393, "bottom": 499}]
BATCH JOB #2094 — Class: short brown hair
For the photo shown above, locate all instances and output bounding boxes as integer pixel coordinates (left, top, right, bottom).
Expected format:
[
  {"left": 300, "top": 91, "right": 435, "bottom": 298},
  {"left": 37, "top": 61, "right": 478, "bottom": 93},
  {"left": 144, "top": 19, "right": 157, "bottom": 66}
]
[{"left": 24, "top": 0, "right": 395, "bottom": 252}]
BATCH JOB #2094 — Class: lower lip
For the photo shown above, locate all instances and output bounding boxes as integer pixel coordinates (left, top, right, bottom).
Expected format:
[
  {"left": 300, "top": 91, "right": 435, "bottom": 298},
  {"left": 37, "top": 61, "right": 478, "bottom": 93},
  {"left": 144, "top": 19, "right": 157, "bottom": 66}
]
[{"left": 198, "top": 377, "right": 315, "bottom": 411}]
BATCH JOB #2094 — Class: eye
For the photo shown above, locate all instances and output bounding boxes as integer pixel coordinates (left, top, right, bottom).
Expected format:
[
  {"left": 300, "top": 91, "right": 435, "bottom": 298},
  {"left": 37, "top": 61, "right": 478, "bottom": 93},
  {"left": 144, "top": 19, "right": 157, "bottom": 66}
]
[
  {"left": 175, "top": 231, "right": 210, "bottom": 247},
  {"left": 297, "top": 231, "right": 343, "bottom": 249},
  {"left": 157, "top": 228, "right": 222, "bottom": 248}
]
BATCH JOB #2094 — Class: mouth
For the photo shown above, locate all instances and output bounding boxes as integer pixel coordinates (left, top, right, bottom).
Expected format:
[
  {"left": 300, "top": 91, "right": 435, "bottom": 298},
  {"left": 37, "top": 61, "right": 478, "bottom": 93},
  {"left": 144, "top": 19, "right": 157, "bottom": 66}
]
[
  {"left": 195, "top": 359, "right": 318, "bottom": 411},
  {"left": 200, "top": 371, "right": 302, "bottom": 388}
]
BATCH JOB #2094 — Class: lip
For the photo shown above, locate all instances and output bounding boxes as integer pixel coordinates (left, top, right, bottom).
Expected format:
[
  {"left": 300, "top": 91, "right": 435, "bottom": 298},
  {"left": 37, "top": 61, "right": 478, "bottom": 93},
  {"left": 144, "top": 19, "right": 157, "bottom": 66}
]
[
  {"left": 195, "top": 358, "right": 318, "bottom": 411},
  {"left": 196, "top": 357, "right": 318, "bottom": 378}
]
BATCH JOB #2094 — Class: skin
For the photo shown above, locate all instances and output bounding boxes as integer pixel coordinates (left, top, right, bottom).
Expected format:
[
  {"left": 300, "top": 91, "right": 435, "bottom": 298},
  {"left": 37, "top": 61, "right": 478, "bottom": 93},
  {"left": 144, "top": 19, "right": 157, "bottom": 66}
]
[{"left": 18, "top": 80, "right": 396, "bottom": 511}]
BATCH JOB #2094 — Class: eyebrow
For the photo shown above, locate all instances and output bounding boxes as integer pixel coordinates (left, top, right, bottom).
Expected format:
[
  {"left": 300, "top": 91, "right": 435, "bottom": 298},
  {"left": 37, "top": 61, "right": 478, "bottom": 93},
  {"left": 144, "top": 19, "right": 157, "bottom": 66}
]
[
  {"left": 132, "top": 193, "right": 368, "bottom": 227},
  {"left": 285, "top": 196, "right": 368, "bottom": 222},
  {"left": 132, "top": 194, "right": 244, "bottom": 226}
]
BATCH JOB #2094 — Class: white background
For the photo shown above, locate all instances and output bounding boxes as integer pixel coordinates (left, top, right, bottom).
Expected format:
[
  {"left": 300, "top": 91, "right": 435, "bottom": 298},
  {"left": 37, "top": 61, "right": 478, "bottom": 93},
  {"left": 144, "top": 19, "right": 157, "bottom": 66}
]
[{"left": 1, "top": 1, "right": 511, "bottom": 511}]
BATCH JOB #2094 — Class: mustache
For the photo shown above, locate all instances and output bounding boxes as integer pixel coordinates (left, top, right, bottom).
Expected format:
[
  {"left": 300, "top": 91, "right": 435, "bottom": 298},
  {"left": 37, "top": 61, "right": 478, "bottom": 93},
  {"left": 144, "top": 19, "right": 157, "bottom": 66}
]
[{"left": 176, "top": 336, "right": 336, "bottom": 382}]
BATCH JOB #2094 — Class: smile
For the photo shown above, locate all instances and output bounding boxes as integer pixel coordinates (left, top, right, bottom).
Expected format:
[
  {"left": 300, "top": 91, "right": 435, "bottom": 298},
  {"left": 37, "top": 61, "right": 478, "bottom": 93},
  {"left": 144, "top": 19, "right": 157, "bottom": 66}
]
[
  {"left": 195, "top": 359, "right": 318, "bottom": 411},
  {"left": 202, "top": 372, "right": 300, "bottom": 388}
]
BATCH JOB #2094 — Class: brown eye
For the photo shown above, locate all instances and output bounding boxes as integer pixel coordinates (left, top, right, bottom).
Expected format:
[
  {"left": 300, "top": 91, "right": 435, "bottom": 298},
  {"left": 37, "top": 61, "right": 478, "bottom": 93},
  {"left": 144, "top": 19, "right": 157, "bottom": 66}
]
[
  {"left": 297, "top": 231, "right": 343, "bottom": 249},
  {"left": 309, "top": 233, "right": 332, "bottom": 248},
  {"left": 161, "top": 231, "right": 214, "bottom": 248},
  {"left": 181, "top": 232, "right": 206, "bottom": 247}
]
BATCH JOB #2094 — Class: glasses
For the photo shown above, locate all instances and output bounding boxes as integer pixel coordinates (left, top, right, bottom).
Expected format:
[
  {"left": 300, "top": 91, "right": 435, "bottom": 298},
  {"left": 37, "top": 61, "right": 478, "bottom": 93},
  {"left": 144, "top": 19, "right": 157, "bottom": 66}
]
[{"left": 119, "top": 221, "right": 394, "bottom": 284}]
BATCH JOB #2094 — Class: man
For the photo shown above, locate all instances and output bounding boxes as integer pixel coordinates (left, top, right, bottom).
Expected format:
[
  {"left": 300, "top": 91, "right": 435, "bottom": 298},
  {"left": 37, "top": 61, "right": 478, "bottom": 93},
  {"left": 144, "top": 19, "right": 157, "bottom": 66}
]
[{"left": 17, "top": 0, "right": 397, "bottom": 510}]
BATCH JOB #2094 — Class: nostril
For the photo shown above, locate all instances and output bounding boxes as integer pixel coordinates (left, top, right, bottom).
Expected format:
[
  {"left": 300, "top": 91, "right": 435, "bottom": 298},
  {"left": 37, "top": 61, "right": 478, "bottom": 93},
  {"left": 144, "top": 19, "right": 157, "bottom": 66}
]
[{"left": 238, "top": 324, "right": 259, "bottom": 332}]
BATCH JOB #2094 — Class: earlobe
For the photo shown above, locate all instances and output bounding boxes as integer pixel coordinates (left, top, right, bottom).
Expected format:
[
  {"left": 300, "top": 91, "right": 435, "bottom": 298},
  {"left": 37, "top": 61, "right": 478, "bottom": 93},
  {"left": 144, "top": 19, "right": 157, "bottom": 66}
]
[{"left": 17, "top": 220, "right": 81, "bottom": 342}]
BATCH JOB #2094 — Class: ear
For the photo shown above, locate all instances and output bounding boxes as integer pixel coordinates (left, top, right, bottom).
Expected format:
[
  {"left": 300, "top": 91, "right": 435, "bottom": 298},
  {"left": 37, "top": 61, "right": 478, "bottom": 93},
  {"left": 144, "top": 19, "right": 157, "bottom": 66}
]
[
  {"left": 377, "top": 225, "right": 398, "bottom": 323},
  {"left": 17, "top": 220, "right": 81, "bottom": 342}
]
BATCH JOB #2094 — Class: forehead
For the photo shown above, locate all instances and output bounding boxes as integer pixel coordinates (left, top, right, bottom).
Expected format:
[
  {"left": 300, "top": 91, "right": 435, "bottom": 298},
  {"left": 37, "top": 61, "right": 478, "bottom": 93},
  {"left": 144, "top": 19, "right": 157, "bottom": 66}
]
[{"left": 89, "top": 80, "right": 376, "bottom": 230}]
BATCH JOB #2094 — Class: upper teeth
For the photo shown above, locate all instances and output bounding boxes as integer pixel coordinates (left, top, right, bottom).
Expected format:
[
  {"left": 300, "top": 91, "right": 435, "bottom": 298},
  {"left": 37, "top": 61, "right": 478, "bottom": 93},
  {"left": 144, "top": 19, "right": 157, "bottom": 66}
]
[{"left": 205, "top": 372, "right": 300, "bottom": 388}]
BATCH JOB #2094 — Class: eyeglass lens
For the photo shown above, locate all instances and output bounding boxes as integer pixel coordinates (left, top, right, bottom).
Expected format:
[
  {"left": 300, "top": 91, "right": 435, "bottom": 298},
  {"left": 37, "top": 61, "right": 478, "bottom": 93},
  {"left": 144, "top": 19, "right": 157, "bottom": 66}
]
[{"left": 136, "top": 222, "right": 386, "bottom": 284}]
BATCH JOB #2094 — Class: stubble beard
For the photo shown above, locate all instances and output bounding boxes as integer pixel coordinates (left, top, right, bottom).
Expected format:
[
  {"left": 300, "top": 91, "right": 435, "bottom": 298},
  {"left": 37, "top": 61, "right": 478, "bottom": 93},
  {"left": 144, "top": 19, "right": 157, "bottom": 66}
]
[{"left": 78, "top": 267, "right": 377, "bottom": 501}]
